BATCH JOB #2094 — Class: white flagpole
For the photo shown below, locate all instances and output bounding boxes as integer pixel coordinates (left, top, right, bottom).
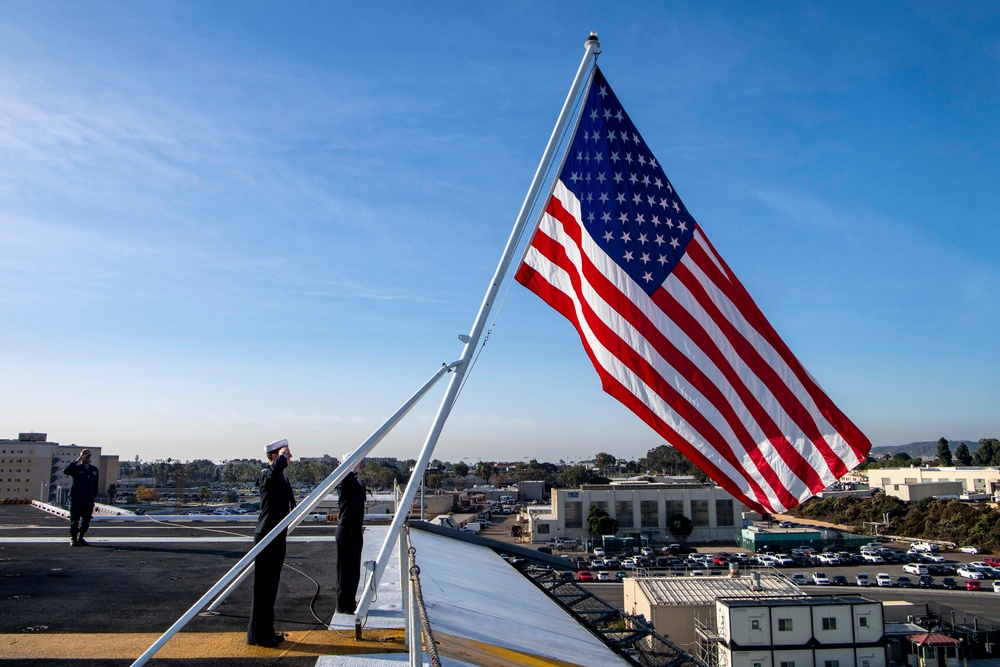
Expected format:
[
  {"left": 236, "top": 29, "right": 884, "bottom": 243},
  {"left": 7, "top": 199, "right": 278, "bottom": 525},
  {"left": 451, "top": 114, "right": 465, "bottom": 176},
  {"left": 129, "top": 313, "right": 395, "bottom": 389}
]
[{"left": 352, "top": 32, "right": 602, "bottom": 632}]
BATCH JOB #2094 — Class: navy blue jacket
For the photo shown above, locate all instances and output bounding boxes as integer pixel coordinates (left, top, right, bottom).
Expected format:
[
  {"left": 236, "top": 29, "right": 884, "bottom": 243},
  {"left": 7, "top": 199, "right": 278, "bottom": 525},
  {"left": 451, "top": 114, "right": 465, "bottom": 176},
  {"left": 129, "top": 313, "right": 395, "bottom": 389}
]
[
  {"left": 255, "top": 453, "right": 296, "bottom": 539},
  {"left": 337, "top": 471, "right": 366, "bottom": 530},
  {"left": 64, "top": 461, "right": 99, "bottom": 505}
]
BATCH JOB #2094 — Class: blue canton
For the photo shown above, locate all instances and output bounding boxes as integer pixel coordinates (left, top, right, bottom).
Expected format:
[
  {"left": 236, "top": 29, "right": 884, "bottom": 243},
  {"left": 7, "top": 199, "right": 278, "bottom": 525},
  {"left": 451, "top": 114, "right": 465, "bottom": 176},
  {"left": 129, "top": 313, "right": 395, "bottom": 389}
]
[{"left": 559, "top": 67, "right": 696, "bottom": 297}]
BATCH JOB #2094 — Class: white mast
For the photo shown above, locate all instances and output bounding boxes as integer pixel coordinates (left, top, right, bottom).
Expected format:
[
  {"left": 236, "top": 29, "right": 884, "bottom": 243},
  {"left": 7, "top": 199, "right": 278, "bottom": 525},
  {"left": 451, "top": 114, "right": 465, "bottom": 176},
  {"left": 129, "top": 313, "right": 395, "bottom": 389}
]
[{"left": 352, "top": 31, "right": 602, "bottom": 631}]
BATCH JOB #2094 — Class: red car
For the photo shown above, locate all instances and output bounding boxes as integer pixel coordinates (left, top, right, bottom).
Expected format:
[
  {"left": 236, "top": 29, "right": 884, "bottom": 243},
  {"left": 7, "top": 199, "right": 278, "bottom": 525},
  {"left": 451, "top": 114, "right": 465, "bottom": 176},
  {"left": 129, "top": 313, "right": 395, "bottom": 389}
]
[
  {"left": 966, "top": 579, "right": 981, "bottom": 591},
  {"left": 578, "top": 570, "right": 594, "bottom": 582}
]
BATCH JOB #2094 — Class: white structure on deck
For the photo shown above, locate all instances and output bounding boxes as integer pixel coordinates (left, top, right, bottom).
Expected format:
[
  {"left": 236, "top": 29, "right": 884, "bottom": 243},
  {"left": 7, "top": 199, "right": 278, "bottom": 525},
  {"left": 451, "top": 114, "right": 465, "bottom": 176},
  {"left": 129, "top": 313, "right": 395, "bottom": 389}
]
[{"left": 713, "top": 597, "right": 886, "bottom": 667}]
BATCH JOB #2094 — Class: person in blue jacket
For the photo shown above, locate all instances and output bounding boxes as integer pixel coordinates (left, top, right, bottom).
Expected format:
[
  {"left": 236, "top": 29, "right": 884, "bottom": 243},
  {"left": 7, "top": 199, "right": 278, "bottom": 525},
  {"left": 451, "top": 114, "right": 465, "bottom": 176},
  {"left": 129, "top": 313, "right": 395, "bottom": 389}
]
[
  {"left": 333, "top": 452, "right": 367, "bottom": 614},
  {"left": 63, "top": 449, "right": 99, "bottom": 546},
  {"left": 247, "top": 438, "right": 296, "bottom": 647}
]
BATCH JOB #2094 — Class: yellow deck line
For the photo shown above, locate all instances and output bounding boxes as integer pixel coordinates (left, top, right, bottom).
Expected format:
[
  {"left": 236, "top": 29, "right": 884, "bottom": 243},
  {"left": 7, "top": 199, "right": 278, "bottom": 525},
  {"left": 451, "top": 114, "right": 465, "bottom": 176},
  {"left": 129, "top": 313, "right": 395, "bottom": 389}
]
[{"left": 0, "top": 629, "right": 405, "bottom": 660}]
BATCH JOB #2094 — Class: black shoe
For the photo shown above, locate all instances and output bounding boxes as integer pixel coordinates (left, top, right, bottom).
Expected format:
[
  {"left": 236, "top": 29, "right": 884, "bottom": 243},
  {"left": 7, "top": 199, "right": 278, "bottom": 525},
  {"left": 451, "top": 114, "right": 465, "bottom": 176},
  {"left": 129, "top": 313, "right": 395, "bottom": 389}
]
[
  {"left": 272, "top": 632, "right": 285, "bottom": 643},
  {"left": 77, "top": 537, "right": 90, "bottom": 546},
  {"left": 247, "top": 637, "right": 280, "bottom": 648},
  {"left": 71, "top": 539, "right": 81, "bottom": 547}
]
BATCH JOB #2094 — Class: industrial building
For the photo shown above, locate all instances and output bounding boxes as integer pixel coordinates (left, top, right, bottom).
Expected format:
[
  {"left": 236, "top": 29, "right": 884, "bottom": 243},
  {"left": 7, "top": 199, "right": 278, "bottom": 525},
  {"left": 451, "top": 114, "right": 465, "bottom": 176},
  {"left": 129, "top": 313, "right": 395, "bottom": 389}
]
[{"left": 0, "top": 432, "right": 118, "bottom": 502}]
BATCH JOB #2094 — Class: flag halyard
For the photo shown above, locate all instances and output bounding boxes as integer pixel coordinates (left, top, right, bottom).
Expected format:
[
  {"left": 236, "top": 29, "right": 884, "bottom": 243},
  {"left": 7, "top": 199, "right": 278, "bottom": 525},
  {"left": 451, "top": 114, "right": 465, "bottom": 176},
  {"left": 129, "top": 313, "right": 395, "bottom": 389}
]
[{"left": 516, "top": 67, "right": 870, "bottom": 513}]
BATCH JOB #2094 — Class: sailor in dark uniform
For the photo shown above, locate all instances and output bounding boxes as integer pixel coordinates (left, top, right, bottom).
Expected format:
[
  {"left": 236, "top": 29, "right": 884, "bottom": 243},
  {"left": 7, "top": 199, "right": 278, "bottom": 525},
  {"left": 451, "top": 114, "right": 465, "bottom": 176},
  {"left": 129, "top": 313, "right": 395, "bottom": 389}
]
[
  {"left": 63, "top": 449, "right": 99, "bottom": 546},
  {"left": 333, "top": 452, "right": 366, "bottom": 614},
  {"left": 247, "top": 438, "right": 296, "bottom": 647}
]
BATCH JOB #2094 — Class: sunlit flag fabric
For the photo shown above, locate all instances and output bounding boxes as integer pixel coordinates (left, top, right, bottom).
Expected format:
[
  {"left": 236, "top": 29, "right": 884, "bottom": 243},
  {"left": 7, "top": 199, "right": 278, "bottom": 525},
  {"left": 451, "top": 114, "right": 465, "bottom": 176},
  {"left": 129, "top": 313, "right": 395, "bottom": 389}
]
[{"left": 516, "top": 67, "right": 870, "bottom": 514}]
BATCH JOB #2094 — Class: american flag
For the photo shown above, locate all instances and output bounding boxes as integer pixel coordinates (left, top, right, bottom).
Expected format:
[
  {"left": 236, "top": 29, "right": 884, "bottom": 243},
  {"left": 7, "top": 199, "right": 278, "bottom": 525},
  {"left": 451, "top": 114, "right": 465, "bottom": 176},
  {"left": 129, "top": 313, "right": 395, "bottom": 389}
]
[{"left": 516, "top": 67, "right": 870, "bottom": 513}]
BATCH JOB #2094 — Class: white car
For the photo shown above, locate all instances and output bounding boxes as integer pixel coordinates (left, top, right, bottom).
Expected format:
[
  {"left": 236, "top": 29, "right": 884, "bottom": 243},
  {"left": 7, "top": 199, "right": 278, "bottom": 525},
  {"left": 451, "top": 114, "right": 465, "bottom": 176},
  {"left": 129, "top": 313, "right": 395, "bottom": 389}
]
[
  {"left": 595, "top": 571, "right": 612, "bottom": 581},
  {"left": 856, "top": 573, "right": 871, "bottom": 586},
  {"left": 904, "top": 563, "right": 929, "bottom": 575},
  {"left": 922, "top": 554, "right": 946, "bottom": 563},
  {"left": 863, "top": 553, "right": 885, "bottom": 563},
  {"left": 640, "top": 547, "right": 654, "bottom": 557},
  {"left": 773, "top": 554, "right": 794, "bottom": 566},
  {"left": 593, "top": 548, "right": 606, "bottom": 557},
  {"left": 817, "top": 553, "right": 841, "bottom": 565},
  {"left": 812, "top": 572, "right": 830, "bottom": 585},
  {"left": 959, "top": 546, "right": 980, "bottom": 555},
  {"left": 876, "top": 573, "right": 894, "bottom": 587},
  {"left": 993, "top": 580, "right": 1000, "bottom": 593},
  {"left": 957, "top": 567, "right": 984, "bottom": 580}
]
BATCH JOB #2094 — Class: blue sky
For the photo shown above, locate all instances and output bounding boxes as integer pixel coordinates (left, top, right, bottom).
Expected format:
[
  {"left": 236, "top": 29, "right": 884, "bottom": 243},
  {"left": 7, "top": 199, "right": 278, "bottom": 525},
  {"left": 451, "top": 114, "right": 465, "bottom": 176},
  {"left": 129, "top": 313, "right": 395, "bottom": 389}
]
[{"left": 1, "top": 2, "right": 997, "bottom": 465}]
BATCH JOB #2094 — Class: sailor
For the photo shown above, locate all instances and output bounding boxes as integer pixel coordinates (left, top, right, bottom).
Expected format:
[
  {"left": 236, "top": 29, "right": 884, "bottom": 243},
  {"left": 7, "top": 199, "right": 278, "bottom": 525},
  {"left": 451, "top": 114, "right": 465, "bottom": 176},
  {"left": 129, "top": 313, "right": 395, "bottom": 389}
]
[
  {"left": 247, "top": 438, "right": 296, "bottom": 647},
  {"left": 333, "top": 452, "right": 366, "bottom": 614},
  {"left": 64, "top": 449, "right": 99, "bottom": 546}
]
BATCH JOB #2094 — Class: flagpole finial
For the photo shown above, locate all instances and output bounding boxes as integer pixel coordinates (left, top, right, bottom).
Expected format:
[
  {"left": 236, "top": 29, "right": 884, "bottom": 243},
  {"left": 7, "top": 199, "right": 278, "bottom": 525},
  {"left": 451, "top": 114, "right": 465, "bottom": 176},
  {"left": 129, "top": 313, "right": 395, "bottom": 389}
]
[{"left": 586, "top": 31, "right": 602, "bottom": 54}]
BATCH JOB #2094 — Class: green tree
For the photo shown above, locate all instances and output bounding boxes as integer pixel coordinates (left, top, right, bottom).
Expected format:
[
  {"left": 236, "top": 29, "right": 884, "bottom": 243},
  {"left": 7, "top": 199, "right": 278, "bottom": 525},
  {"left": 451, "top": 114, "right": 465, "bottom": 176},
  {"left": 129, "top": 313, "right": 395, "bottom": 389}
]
[
  {"left": 106, "top": 484, "right": 117, "bottom": 503},
  {"left": 198, "top": 486, "right": 211, "bottom": 503},
  {"left": 474, "top": 461, "right": 495, "bottom": 482},
  {"left": 558, "top": 465, "right": 594, "bottom": 488},
  {"left": 453, "top": 462, "right": 469, "bottom": 477},
  {"left": 954, "top": 443, "right": 972, "bottom": 466},
  {"left": 594, "top": 452, "right": 617, "bottom": 476},
  {"left": 588, "top": 506, "right": 618, "bottom": 537},
  {"left": 973, "top": 439, "right": 1000, "bottom": 466},
  {"left": 135, "top": 485, "right": 158, "bottom": 502},
  {"left": 668, "top": 513, "right": 694, "bottom": 542},
  {"left": 937, "top": 438, "right": 953, "bottom": 466},
  {"left": 224, "top": 490, "right": 239, "bottom": 503}
]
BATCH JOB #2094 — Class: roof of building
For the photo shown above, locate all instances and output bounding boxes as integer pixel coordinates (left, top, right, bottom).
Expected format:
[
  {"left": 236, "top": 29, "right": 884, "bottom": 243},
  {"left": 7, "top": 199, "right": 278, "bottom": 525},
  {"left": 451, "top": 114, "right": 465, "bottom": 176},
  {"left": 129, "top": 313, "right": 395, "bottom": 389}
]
[
  {"left": 720, "top": 596, "right": 877, "bottom": 608},
  {"left": 634, "top": 574, "right": 805, "bottom": 606},
  {"left": 908, "top": 633, "right": 960, "bottom": 647}
]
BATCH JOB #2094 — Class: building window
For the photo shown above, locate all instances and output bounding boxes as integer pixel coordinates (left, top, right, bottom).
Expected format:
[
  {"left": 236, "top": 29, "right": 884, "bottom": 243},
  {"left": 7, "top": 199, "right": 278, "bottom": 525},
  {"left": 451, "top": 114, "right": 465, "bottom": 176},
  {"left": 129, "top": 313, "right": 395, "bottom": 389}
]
[
  {"left": 925, "top": 649, "right": 935, "bottom": 660},
  {"left": 822, "top": 617, "right": 837, "bottom": 630},
  {"left": 564, "top": 502, "right": 582, "bottom": 528},
  {"left": 859, "top": 617, "right": 869, "bottom": 627},
  {"left": 754, "top": 662, "right": 763, "bottom": 667},
  {"left": 537, "top": 524, "right": 550, "bottom": 534},
  {"left": 716, "top": 498, "right": 734, "bottom": 526},
  {"left": 780, "top": 662, "right": 795, "bottom": 667},
  {"left": 615, "top": 500, "right": 634, "bottom": 528},
  {"left": 751, "top": 620, "right": 761, "bottom": 630},
  {"left": 665, "top": 499, "right": 683, "bottom": 520},
  {"left": 824, "top": 661, "right": 839, "bottom": 667},
  {"left": 946, "top": 648, "right": 956, "bottom": 658},
  {"left": 690, "top": 500, "right": 709, "bottom": 526},
  {"left": 640, "top": 500, "right": 658, "bottom": 527},
  {"left": 591, "top": 500, "right": 608, "bottom": 515},
  {"left": 862, "top": 660, "right": 871, "bottom": 667},
  {"left": 778, "top": 618, "right": 793, "bottom": 631}
]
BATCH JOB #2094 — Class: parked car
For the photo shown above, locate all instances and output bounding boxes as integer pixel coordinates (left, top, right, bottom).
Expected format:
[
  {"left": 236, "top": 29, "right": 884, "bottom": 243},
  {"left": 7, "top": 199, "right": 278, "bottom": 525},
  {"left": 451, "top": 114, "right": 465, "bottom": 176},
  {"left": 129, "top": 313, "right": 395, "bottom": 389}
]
[
  {"left": 863, "top": 553, "right": 885, "bottom": 564},
  {"left": 577, "top": 570, "right": 594, "bottom": 582},
  {"left": 817, "top": 553, "right": 841, "bottom": 566},
  {"left": 921, "top": 554, "right": 946, "bottom": 563},
  {"left": 959, "top": 546, "right": 981, "bottom": 554},
  {"left": 595, "top": 571, "right": 612, "bottom": 581},
  {"left": 897, "top": 576, "right": 914, "bottom": 588},
  {"left": 593, "top": 548, "right": 606, "bottom": 557},
  {"left": 876, "top": 573, "right": 894, "bottom": 587},
  {"left": 615, "top": 571, "right": 628, "bottom": 581},
  {"left": 904, "top": 563, "right": 929, "bottom": 575},
  {"left": 640, "top": 547, "right": 655, "bottom": 557},
  {"left": 957, "top": 567, "right": 984, "bottom": 580},
  {"left": 967, "top": 579, "right": 981, "bottom": 591},
  {"left": 812, "top": 572, "right": 831, "bottom": 585},
  {"left": 992, "top": 581, "right": 1000, "bottom": 593},
  {"left": 983, "top": 556, "right": 1000, "bottom": 567},
  {"left": 918, "top": 574, "right": 935, "bottom": 588},
  {"left": 856, "top": 573, "right": 871, "bottom": 586},
  {"left": 773, "top": 554, "right": 794, "bottom": 566},
  {"left": 791, "top": 573, "right": 807, "bottom": 585},
  {"left": 832, "top": 575, "right": 849, "bottom": 586}
]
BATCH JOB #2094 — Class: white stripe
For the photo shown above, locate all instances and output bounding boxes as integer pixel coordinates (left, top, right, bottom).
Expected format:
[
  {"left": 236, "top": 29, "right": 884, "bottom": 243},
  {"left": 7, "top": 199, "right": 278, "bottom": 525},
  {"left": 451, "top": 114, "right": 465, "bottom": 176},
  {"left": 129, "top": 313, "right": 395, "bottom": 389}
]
[
  {"left": 531, "top": 186, "right": 788, "bottom": 511},
  {"left": 680, "top": 236, "right": 863, "bottom": 473}
]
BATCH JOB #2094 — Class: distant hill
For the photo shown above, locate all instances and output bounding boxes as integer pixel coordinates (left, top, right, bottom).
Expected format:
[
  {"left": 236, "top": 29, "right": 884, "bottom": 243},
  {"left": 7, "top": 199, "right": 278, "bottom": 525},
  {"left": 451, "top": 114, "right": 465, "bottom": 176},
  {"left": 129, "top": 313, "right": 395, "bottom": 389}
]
[{"left": 870, "top": 440, "right": 981, "bottom": 459}]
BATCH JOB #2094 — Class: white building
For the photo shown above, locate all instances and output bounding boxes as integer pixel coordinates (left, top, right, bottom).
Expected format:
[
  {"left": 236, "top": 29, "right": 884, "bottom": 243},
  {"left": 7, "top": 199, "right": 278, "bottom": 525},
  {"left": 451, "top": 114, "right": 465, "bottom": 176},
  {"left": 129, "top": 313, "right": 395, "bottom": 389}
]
[
  {"left": 714, "top": 597, "right": 886, "bottom": 667},
  {"left": 538, "top": 481, "right": 744, "bottom": 544},
  {"left": 868, "top": 466, "right": 1000, "bottom": 501}
]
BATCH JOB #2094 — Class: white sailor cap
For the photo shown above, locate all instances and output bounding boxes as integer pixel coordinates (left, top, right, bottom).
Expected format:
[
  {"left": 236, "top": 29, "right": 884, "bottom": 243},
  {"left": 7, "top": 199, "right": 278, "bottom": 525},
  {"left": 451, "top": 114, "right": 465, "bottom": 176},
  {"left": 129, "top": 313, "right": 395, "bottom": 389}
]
[
  {"left": 265, "top": 438, "right": 288, "bottom": 454},
  {"left": 343, "top": 451, "right": 355, "bottom": 463}
]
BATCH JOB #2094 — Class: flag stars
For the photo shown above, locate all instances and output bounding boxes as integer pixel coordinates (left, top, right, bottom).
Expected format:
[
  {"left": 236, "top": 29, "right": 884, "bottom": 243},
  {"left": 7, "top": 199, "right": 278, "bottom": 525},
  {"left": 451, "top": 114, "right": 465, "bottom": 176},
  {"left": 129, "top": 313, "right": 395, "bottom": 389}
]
[
  {"left": 613, "top": 172, "right": 624, "bottom": 184},
  {"left": 615, "top": 192, "right": 626, "bottom": 204},
  {"left": 621, "top": 232, "right": 632, "bottom": 243},
  {"left": 677, "top": 220, "right": 688, "bottom": 232},
  {"left": 647, "top": 194, "right": 656, "bottom": 205},
  {"left": 570, "top": 172, "right": 581, "bottom": 183},
  {"left": 629, "top": 173, "right": 639, "bottom": 185},
  {"left": 601, "top": 211, "right": 612, "bottom": 223},
  {"left": 641, "top": 253, "right": 651, "bottom": 264},
  {"left": 625, "top": 152, "right": 634, "bottom": 164},
  {"left": 643, "top": 271, "right": 654, "bottom": 282},
  {"left": 641, "top": 175, "right": 651, "bottom": 186},
  {"left": 593, "top": 152, "right": 603, "bottom": 163},
  {"left": 655, "top": 234, "right": 665, "bottom": 245},
  {"left": 632, "top": 192, "right": 642, "bottom": 204},
  {"left": 670, "top": 237, "right": 680, "bottom": 249},
  {"left": 638, "top": 154, "right": 647, "bottom": 166},
  {"left": 603, "top": 230, "right": 614, "bottom": 242},
  {"left": 618, "top": 211, "right": 629, "bottom": 223},
  {"left": 672, "top": 201, "right": 681, "bottom": 212},
  {"left": 607, "top": 129, "right": 617, "bottom": 141},
  {"left": 590, "top": 108, "right": 599, "bottom": 121},
  {"left": 603, "top": 108, "right": 613, "bottom": 120},
  {"left": 599, "top": 192, "right": 609, "bottom": 203},
  {"left": 610, "top": 151, "right": 620, "bottom": 163},
  {"left": 659, "top": 197, "right": 670, "bottom": 209},
  {"left": 654, "top": 177, "right": 663, "bottom": 189},
  {"left": 652, "top": 215, "right": 661, "bottom": 227},
  {"left": 657, "top": 254, "right": 668, "bottom": 265},
  {"left": 638, "top": 232, "right": 648, "bottom": 244},
  {"left": 596, "top": 172, "right": 607, "bottom": 183},
  {"left": 599, "top": 85, "right": 608, "bottom": 98},
  {"left": 623, "top": 250, "right": 634, "bottom": 261}
]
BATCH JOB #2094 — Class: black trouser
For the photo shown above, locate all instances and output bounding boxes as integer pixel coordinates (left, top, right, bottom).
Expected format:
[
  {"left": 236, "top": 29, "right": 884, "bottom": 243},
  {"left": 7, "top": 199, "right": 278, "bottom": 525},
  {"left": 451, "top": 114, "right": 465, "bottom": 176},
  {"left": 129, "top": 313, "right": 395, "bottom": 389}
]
[
  {"left": 247, "top": 530, "right": 286, "bottom": 643},
  {"left": 334, "top": 524, "right": 364, "bottom": 613},
  {"left": 69, "top": 500, "right": 94, "bottom": 540}
]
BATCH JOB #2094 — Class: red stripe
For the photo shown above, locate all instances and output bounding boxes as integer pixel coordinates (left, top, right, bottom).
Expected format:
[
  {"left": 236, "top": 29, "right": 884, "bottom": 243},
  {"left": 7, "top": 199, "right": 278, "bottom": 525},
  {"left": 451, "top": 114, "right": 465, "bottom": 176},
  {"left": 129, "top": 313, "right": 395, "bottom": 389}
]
[
  {"left": 691, "top": 235, "right": 870, "bottom": 463},
  {"left": 682, "top": 240, "right": 862, "bottom": 476},
  {"left": 517, "top": 261, "right": 768, "bottom": 514},
  {"left": 522, "top": 204, "right": 777, "bottom": 511},
  {"left": 541, "top": 199, "right": 798, "bottom": 508},
  {"left": 648, "top": 278, "right": 827, "bottom": 494}
]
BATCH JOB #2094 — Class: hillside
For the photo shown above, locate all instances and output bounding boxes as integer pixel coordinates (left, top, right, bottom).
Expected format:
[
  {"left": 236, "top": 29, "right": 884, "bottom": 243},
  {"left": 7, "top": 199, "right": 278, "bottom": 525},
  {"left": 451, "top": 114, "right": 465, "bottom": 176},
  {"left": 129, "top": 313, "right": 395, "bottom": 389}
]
[{"left": 870, "top": 440, "right": 980, "bottom": 459}]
